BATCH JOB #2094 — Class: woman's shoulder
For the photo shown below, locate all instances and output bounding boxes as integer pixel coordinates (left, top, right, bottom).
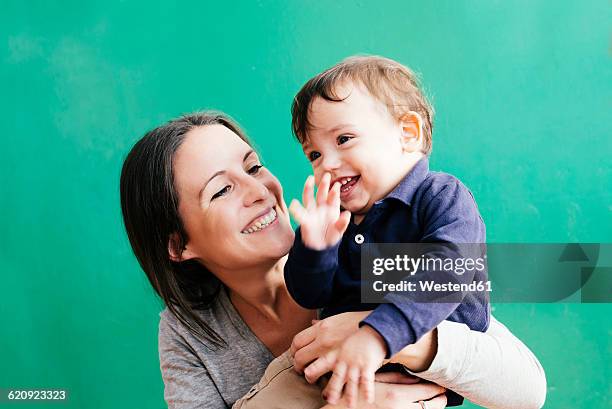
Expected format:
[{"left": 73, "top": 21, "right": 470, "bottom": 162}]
[
  {"left": 158, "top": 306, "right": 214, "bottom": 352},
  {"left": 157, "top": 288, "right": 271, "bottom": 358},
  {"left": 157, "top": 290, "right": 276, "bottom": 406},
  {"left": 157, "top": 290, "right": 230, "bottom": 348}
]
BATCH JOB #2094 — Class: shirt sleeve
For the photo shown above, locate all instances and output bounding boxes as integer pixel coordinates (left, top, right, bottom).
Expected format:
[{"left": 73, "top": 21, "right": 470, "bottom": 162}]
[
  {"left": 158, "top": 315, "right": 228, "bottom": 409},
  {"left": 361, "top": 178, "right": 488, "bottom": 356},
  {"left": 409, "top": 316, "right": 547, "bottom": 409},
  {"left": 283, "top": 227, "right": 340, "bottom": 309}
]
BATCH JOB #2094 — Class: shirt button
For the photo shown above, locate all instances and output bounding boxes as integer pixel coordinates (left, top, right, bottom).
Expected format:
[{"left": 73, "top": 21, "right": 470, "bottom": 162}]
[{"left": 354, "top": 234, "right": 365, "bottom": 244}]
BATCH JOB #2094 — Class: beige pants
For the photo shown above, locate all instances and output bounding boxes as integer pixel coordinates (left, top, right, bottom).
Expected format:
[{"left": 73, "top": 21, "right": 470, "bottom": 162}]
[{"left": 232, "top": 350, "right": 326, "bottom": 409}]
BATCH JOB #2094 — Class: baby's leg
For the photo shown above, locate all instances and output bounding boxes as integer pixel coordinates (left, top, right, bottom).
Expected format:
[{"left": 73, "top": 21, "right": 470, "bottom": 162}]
[{"left": 232, "top": 350, "right": 325, "bottom": 409}]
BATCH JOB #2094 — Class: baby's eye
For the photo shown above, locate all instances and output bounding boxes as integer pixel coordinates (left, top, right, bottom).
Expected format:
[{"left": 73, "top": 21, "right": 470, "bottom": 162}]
[
  {"left": 211, "top": 185, "right": 231, "bottom": 200},
  {"left": 247, "top": 164, "right": 263, "bottom": 175},
  {"left": 337, "top": 135, "right": 352, "bottom": 145},
  {"left": 308, "top": 151, "right": 321, "bottom": 162}
]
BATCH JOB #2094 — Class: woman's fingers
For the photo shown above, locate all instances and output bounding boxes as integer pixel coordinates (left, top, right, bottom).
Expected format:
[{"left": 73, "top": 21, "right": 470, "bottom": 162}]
[
  {"left": 424, "top": 394, "right": 448, "bottom": 409},
  {"left": 294, "top": 341, "right": 321, "bottom": 374},
  {"left": 302, "top": 175, "right": 315, "bottom": 210},
  {"left": 407, "top": 383, "right": 446, "bottom": 401},
  {"left": 374, "top": 371, "right": 420, "bottom": 384},
  {"left": 316, "top": 173, "right": 331, "bottom": 206},
  {"left": 371, "top": 382, "right": 446, "bottom": 409},
  {"left": 304, "top": 350, "right": 337, "bottom": 384},
  {"left": 290, "top": 324, "right": 316, "bottom": 357},
  {"left": 324, "top": 361, "right": 347, "bottom": 404}
]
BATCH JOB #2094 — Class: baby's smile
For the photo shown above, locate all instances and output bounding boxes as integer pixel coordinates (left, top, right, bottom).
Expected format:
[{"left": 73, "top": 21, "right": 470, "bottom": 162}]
[{"left": 330, "top": 174, "right": 361, "bottom": 198}]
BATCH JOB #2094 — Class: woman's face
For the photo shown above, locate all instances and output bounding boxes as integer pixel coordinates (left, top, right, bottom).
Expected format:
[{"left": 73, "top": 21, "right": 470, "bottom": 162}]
[{"left": 172, "top": 125, "right": 294, "bottom": 275}]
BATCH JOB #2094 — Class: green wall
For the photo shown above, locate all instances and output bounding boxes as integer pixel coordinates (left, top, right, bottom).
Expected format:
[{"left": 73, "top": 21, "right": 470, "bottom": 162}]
[{"left": 1, "top": 1, "right": 610, "bottom": 408}]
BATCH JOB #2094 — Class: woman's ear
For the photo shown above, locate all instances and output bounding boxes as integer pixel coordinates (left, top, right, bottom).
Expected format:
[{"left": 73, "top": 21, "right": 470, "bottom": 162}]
[
  {"left": 398, "top": 111, "right": 424, "bottom": 153},
  {"left": 168, "top": 232, "right": 197, "bottom": 262}
]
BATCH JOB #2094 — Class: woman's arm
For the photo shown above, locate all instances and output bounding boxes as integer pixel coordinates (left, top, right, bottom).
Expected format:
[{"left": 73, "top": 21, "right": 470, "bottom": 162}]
[
  {"left": 158, "top": 315, "right": 226, "bottom": 409},
  {"left": 293, "top": 314, "right": 546, "bottom": 409},
  {"left": 398, "top": 316, "right": 547, "bottom": 409}
]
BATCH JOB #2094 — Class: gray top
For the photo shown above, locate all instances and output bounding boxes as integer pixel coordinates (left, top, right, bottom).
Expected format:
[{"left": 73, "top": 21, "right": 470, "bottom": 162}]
[
  {"left": 158, "top": 288, "right": 274, "bottom": 408},
  {"left": 158, "top": 288, "right": 546, "bottom": 409}
]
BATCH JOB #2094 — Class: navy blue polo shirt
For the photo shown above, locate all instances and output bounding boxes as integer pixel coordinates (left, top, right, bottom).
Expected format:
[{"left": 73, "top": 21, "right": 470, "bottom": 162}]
[{"left": 284, "top": 157, "right": 490, "bottom": 357}]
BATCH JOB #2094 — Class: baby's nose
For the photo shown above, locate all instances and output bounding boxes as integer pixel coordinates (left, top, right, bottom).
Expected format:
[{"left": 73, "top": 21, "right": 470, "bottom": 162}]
[{"left": 321, "top": 155, "right": 341, "bottom": 171}]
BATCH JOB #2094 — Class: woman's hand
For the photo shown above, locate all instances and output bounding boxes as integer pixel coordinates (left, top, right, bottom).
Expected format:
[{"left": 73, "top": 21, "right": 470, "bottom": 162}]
[{"left": 321, "top": 376, "right": 447, "bottom": 409}]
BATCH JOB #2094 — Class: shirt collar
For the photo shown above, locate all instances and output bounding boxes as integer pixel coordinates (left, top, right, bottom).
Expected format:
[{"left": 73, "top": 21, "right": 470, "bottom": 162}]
[{"left": 382, "top": 156, "right": 430, "bottom": 206}]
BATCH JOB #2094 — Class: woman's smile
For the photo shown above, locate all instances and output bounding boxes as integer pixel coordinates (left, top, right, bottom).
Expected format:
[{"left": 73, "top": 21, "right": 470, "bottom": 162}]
[{"left": 241, "top": 206, "right": 279, "bottom": 234}]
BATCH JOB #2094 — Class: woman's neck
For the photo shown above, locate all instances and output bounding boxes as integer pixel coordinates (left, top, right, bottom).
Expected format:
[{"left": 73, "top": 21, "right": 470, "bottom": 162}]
[{"left": 227, "top": 257, "right": 288, "bottom": 324}]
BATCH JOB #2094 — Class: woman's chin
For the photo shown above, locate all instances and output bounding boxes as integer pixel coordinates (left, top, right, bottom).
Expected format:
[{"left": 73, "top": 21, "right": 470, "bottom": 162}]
[{"left": 241, "top": 222, "right": 294, "bottom": 258}]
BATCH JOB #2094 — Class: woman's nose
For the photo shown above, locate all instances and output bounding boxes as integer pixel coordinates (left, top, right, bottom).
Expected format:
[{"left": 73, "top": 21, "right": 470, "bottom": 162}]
[{"left": 242, "top": 177, "right": 269, "bottom": 206}]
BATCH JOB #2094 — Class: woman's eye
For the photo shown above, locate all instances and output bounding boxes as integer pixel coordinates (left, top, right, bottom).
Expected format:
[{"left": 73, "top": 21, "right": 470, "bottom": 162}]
[
  {"left": 337, "top": 135, "right": 352, "bottom": 145},
  {"left": 211, "top": 185, "right": 231, "bottom": 200},
  {"left": 248, "top": 164, "right": 263, "bottom": 175},
  {"left": 308, "top": 151, "right": 321, "bottom": 162}
]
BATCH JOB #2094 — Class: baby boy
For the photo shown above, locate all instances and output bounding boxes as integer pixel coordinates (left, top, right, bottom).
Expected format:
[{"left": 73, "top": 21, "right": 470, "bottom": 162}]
[{"left": 284, "top": 55, "right": 489, "bottom": 407}]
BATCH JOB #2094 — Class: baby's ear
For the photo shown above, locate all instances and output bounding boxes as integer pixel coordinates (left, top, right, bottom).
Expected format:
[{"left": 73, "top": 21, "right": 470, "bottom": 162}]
[
  {"left": 168, "top": 233, "right": 196, "bottom": 262},
  {"left": 398, "top": 111, "right": 424, "bottom": 152}
]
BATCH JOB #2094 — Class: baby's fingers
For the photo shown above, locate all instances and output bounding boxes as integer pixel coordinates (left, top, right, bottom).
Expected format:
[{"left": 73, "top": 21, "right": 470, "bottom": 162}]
[
  {"left": 323, "top": 361, "right": 347, "bottom": 404},
  {"left": 289, "top": 200, "right": 308, "bottom": 225},
  {"left": 334, "top": 211, "right": 351, "bottom": 235},
  {"left": 302, "top": 175, "right": 315, "bottom": 210},
  {"left": 316, "top": 173, "right": 331, "bottom": 206},
  {"left": 344, "top": 367, "right": 360, "bottom": 408},
  {"left": 327, "top": 181, "right": 341, "bottom": 208},
  {"left": 360, "top": 370, "right": 375, "bottom": 404},
  {"left": 327, "top": 211, "right": 351, "bottom": 244}
]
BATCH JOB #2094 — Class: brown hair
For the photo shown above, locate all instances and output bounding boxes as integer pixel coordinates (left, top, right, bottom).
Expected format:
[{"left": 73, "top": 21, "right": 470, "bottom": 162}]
[
  {"left": 291, "top": 55, "right": 435, "bottom": 154},
  {"left": 120, "top": 111, "right": 252, "bottom": 349}
]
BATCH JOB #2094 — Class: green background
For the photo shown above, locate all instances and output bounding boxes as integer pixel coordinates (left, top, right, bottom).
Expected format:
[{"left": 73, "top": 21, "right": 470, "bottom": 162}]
[{"left": 1, "top": 1, "right": 610, "bottom": 408}]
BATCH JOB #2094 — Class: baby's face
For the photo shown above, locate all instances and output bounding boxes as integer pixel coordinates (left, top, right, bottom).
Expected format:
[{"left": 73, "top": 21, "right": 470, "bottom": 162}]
[{"left": 302, "top": 83, "right": 415, "bottom": 218}]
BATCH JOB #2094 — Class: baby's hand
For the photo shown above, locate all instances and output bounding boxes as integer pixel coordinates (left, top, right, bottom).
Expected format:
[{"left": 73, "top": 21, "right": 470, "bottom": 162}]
[
  {"left": 289, "top": 173, "right": 351, "bottom": 250},
  {"left": 322, "top": 325, "right": 387, "bottom": 408}
]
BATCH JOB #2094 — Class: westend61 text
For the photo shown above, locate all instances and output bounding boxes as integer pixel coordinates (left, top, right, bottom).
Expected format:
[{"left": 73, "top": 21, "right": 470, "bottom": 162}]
[{"left": 373, "top": 280, "right": 492, "bottom": 293}]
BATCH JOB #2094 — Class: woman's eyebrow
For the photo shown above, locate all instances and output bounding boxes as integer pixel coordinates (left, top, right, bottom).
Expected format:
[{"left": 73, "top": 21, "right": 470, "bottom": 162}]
[
  {"left": 199, "top": 150, "right": 256, "bottom": 200},
  {"left": 243, "top": 149, "right": 255, "bottom": 162},
  {"left": 199, "top": 170, "right": 225, "bottom": 200}
]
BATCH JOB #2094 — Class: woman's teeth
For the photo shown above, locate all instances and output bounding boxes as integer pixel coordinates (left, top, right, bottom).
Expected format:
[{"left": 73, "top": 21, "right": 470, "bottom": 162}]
[{"left": 242, "top": 208, "right": 277, "bottom": 234}]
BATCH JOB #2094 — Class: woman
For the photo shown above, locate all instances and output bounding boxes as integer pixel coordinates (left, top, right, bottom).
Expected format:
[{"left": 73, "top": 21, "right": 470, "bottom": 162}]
[{"left": 120, "top": 112, "right": 546, "bottom": 409}]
